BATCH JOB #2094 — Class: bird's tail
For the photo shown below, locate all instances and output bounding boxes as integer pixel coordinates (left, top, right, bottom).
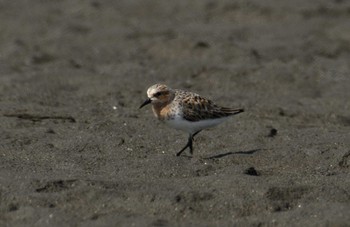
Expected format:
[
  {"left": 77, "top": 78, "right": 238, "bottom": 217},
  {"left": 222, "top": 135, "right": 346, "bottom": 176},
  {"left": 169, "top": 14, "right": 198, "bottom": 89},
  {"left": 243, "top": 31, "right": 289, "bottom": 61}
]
[{"left": 220, "top": 107, "right": 244, "bottom": 116}]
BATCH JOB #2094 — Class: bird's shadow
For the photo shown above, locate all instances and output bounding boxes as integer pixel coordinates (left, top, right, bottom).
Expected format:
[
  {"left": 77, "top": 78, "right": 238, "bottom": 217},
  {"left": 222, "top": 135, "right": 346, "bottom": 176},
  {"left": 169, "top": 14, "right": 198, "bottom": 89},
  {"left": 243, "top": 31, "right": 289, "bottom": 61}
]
[{"left": 204, "top": 149, "right": 261, "bottom": 159}]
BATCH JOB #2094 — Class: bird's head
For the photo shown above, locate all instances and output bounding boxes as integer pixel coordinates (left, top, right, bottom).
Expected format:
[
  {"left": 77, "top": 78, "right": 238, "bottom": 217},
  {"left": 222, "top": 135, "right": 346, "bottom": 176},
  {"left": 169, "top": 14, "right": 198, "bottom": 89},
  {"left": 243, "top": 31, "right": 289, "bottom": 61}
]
[{"left": 139, "top": 84, "right": 174, "bottom": 109}]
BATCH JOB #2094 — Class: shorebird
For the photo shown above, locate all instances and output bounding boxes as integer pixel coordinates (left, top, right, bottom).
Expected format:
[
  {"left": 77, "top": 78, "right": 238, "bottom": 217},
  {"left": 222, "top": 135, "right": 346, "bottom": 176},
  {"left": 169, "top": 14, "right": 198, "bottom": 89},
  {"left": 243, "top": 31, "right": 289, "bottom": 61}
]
[{"left": 140, "top": 84, "right": 244, "bottom": 156}]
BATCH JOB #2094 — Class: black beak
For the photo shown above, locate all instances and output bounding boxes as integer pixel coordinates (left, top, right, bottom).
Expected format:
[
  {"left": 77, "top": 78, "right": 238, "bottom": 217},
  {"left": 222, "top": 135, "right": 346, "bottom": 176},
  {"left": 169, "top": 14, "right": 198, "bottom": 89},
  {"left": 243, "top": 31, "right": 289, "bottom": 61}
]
[{"left": 139, "top": 98, "right": 151, "bottom": 109}]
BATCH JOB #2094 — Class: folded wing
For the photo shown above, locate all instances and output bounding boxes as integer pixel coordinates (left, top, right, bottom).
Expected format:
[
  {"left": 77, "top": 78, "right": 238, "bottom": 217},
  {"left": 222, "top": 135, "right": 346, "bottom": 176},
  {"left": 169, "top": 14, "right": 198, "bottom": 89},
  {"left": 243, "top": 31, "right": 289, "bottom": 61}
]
[{"left": 179, "top": 92, "right": 244, "bottom": 122}]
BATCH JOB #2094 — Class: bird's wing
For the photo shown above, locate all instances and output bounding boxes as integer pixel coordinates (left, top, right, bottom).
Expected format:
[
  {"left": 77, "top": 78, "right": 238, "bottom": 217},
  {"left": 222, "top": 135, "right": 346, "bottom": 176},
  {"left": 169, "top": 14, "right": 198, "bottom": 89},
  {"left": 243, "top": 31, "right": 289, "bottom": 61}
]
[{"left": 177, "top": 91, "right": 243, "bottom": 122}]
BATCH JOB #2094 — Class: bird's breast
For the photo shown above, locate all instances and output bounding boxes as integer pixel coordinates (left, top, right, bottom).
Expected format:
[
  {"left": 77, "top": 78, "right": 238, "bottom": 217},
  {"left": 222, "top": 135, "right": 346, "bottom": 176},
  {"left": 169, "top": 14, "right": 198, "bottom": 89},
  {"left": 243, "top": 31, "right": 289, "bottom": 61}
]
[{"left": 152, "top": 104, "right": 175, "bottom": 121}]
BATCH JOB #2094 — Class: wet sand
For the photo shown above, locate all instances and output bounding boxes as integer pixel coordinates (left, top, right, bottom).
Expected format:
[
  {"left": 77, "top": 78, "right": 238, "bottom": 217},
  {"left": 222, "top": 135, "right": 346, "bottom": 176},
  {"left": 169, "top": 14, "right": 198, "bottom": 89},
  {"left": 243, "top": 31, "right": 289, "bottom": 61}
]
[{"left": 1, "top": 0, "right": 350, "bottom": 226}]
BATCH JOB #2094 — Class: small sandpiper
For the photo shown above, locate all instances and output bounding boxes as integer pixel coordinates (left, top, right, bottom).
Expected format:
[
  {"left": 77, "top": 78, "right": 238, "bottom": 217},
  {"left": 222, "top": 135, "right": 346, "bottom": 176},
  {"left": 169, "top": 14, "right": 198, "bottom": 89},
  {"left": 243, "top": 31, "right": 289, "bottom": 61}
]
[{"left": 140, "top": 84, "right": 244, "bottom": 156}]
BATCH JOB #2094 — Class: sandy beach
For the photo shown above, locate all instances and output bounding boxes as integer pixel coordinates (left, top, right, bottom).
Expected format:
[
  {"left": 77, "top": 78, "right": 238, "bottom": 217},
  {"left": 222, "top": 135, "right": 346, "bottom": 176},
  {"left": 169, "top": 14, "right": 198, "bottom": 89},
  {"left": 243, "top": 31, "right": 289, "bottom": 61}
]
[{"left": 1, "top": 0, "right": 350, "bottom": 226}]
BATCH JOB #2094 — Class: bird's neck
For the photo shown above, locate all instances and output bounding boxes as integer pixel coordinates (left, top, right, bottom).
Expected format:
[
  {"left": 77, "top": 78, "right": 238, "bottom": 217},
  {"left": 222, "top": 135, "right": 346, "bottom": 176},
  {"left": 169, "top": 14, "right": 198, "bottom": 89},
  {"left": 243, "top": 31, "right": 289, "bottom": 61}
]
[{"left": 151, "top": 93, "right": 175, "bottom": 120}]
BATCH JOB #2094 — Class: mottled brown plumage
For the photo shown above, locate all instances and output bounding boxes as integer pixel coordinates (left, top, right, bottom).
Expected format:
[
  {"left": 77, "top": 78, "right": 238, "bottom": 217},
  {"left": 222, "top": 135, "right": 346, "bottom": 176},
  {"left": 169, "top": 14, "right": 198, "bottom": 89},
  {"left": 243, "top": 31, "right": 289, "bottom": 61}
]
[{"left": 175, "top": 90, "right": 243, "bottom": 121}]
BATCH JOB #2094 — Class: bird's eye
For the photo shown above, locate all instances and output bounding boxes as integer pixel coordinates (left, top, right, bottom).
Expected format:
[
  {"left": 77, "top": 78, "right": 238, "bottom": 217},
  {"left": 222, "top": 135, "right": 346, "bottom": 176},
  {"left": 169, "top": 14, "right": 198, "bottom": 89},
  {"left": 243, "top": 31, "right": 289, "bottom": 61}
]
[{"left": 154, "top": 92, "right": 162, "bottom": 97}]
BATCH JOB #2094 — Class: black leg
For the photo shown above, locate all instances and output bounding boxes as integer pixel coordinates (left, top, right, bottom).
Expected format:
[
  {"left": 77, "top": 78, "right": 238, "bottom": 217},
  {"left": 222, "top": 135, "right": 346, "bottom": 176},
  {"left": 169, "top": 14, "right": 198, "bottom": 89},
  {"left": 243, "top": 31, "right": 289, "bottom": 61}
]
[
  {"left": 176, "top": 135, "right": 192, "bottom": 156},
  {"left": 176, "top": 131, "right": 201, "bottom": 157},
  {"left": 192, "top": 130, "right": 202, "bottom": 138},
  {"left": 188, "top": 135, "right": 194, "bottom": 155}
]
